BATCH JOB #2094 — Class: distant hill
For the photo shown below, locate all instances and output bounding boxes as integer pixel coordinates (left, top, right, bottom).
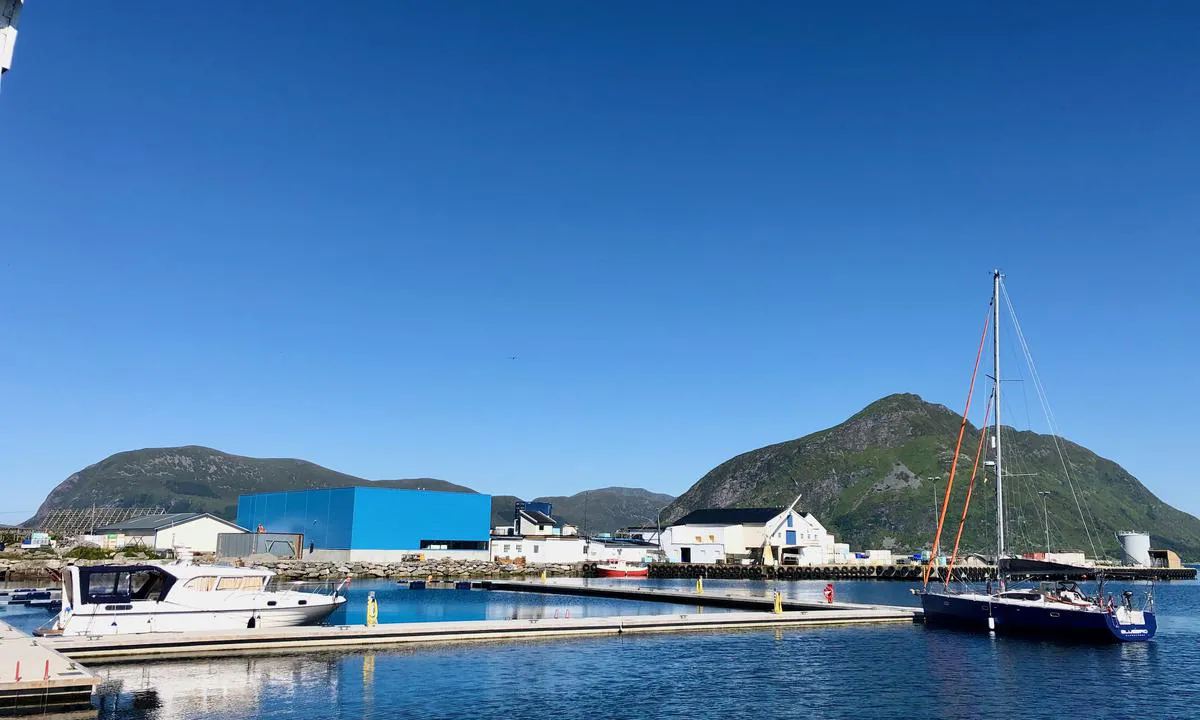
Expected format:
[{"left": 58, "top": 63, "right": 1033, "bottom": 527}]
[
  {"left": 665, "top": 394, "right": 1200, "bottom": 560},
  {"left": 29, "top": 446, "right": 474, "bottom": 524},
  {"left": 489, "top": 488, "right": 676, "bottom": 534},
  {"left": 29, "top": 446, "right": 672, "bottom": 535}
]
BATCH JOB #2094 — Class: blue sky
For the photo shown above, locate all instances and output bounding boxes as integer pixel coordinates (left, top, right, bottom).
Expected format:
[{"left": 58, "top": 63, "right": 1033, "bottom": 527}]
[{"left": 1, "top": 2, "right": 1197, "bottom": 522}]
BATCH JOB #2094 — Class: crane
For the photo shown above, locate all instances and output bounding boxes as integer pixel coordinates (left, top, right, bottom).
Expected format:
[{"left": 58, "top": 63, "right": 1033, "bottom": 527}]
[
  {"left": 1, "top": 0, "right": 23, "bottom": 77},
  {"left": 760, "top": 492, "right": 803, "bottom": 568}
]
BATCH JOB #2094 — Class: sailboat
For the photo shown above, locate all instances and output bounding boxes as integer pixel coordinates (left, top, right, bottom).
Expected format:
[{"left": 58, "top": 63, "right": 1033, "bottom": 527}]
[{"left": 918, "top": 271, "right": 1156, "bottom": 643}]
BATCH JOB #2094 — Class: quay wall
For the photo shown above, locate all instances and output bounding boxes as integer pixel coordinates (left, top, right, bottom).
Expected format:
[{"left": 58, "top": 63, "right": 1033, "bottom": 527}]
[{"left": 5, "top": 556, "right": 1193, "bottom": 582}]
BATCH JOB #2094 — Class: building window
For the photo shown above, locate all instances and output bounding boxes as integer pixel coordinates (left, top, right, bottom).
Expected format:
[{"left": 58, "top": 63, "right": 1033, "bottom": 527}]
[
  {"left": 533, "top": 545, "right": 540, "bottom": 554},
  {"left": 786, "top": 515, "right": 793, "bottom": 528},
  {"left": 420, "top": 540, "right": 488, "bottom": 551},
  {"left": 516, "top": 545, "right": 523, "bottom": 553},
  {"left": 503, "top": 544, "right": 510, "bottom": 553}
]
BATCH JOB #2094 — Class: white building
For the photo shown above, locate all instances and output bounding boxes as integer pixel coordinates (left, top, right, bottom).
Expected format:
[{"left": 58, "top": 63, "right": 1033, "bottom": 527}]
[
  {"left": 490, "top": 535, "right": 662, "bottom": 565},
  {"left": 616, "top": 526, "right": 663, "bottom": 545},
  {"left": 585, "top": 538, "right": 662, "bottom": 564},
  {"left": 491, "top": 535, "right": 587, "bottom": 564},
  {"left": 88, "top": 513, "right": 247, "bottom": 554},
  {"left": 492, "top": 503, "right": 579, "bottom": 539},
  {"left": 663, "top": 507, "right": 836, "bottom": 565}
]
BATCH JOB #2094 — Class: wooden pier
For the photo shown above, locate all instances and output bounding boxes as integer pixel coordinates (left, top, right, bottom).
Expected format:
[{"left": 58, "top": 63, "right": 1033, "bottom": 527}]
[{"left": 0, "top": 620, "right": 98, "bottom": 716}]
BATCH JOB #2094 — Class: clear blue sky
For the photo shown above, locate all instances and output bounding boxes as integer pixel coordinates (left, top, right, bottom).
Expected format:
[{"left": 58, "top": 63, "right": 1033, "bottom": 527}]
[{"left": 2, "top": 2, "right": 1197, "bottom": 522}]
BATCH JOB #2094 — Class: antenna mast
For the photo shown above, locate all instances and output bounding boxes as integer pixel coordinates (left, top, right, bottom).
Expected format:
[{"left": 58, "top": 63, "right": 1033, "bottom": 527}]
[{"left": 993, "top": 269, "right": 1005, "bottom": 568}]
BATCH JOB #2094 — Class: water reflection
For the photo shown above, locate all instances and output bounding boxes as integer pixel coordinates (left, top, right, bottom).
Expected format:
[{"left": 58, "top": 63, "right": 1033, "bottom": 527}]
[
  {"left": 10, "top": 578, "right": 1198, "bottom": 719},
  {"left": 95, "top": 655, "right": 342, "bottom": 720}
]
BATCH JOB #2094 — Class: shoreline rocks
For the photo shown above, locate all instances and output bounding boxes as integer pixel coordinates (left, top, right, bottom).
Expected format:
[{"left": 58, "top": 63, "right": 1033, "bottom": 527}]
[{"left": 0, "top": 555, "right": 584, "bottom": 581}]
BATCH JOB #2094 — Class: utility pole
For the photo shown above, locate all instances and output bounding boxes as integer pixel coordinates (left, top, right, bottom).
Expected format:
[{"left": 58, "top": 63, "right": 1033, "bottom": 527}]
[
  {"left": 656, "top": 503, "right": 671, "bottom": 557},
  {"left": 1037, "top": 491, "right": 1052, "bottom": 554},
  {"left": 927, "top": 477, "right": 941, "bottom": 529}
]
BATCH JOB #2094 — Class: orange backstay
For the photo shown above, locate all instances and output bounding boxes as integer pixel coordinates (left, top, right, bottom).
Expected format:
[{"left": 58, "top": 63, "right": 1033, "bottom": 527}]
[
  {"left": 922, "top": 304, "right": 991, "bottom": 588},
  {"left": 944, "top": 397, "right": 992, "bottom": 585}
]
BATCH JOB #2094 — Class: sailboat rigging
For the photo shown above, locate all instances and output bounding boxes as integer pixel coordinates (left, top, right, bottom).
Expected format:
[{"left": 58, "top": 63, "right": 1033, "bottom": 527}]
[{"left": 917, "top": 270, "right": 1156, "bottom": 643}]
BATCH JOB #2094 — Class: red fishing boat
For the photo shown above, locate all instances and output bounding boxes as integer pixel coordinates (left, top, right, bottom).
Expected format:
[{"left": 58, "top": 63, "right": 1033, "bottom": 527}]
[{"left": 594, "top": 560, "right": 649, "bottom": 578}]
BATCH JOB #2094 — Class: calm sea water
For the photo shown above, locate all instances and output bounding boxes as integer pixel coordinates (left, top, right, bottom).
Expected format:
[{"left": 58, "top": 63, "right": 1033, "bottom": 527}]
[{"left": 3, "top": 577, "right": 1197, "bottom": 719}]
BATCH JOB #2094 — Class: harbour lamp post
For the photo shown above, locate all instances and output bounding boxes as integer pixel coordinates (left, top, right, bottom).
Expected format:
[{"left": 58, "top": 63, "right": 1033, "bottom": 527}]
[
  {"left": 926, "top": 477, "right": 942, "bottom": 528},
  {"left": 1037, "top": 491, "right": 1052, "bottom": 554},
  {"left": 656, "top": 503, "right": 673, "bottom": 560}
]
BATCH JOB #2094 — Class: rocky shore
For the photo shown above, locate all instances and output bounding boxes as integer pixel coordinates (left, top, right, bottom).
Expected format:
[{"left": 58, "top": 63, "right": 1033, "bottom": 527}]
[
  {"left": 0, "top": 554, "right": 584, "bottom": 581},
  {"left": 246, "top": 557, "right": 582, "bottom": 581}
]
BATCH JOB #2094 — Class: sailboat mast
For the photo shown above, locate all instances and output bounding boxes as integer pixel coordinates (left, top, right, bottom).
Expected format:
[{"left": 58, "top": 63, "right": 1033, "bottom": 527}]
[{"left": 993, "top": 269, "right": 1005, "bottom": 565}]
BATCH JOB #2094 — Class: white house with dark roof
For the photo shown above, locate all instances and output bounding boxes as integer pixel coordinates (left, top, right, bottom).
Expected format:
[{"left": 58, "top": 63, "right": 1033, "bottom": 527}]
[
  {"left": 86, "top": 513, "right": 247, "bottom": 554},
  {"left": 493, "top": 501, "right": 579, "bottom": 539},
  {"left": 663, "top": 507, "right": 835, "bottom": 564}
]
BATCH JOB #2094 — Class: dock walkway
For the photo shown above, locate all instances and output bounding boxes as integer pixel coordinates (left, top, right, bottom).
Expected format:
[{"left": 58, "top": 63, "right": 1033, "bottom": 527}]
[
  {"left": 479, "top": 578, "right": 914, "bottom": 614},
  {"left": 42, "top": 605, "right": 917, "bottom": 664},
  {"left": 0, "top": 619, "right": 98, "bottom": 716}
]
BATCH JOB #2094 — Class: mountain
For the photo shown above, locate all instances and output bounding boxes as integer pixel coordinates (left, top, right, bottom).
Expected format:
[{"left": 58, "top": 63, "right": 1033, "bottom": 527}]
[
  {"left": 30, "top": 446, "right": 474, "bottom": 524},
  {"left": 30, "top": 446, "right": 673, "bottom": 535},
  {"left": 664, "top": 394, "right": 1200, "bottom": 560},
  {"left": 489, "top": 488, "right": 676, "bottom": 534}
]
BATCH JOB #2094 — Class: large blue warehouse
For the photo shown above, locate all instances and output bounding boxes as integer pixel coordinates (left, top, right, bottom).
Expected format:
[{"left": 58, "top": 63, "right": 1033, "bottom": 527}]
[{"left": 236, "top": 487, "right": 492, "bottom": 561}]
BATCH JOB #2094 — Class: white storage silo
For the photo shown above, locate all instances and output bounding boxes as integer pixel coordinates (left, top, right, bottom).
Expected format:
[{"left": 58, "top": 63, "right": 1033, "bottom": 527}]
[{"left": 1117, "top": 531, "right": 1151, "bottom": 566}]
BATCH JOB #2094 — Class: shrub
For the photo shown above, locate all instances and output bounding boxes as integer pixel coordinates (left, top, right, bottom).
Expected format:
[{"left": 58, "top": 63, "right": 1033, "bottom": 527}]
[{"left": 65, "top": 546, "right": 114, "bottom": 560}]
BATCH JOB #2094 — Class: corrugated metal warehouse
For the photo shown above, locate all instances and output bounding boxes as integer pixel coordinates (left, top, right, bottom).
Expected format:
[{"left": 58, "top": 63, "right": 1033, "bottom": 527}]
[{"left": 236, "top": 488, "right": 492, "bottom": 561}]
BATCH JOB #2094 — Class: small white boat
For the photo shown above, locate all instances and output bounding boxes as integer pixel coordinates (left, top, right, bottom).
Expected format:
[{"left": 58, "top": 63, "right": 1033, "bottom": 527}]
[
  {"left": 0, "top": 587, "right": 61, "bottom": 606},
  {"left": 36, "top": 561, "right": 347, "bottom": 637}
]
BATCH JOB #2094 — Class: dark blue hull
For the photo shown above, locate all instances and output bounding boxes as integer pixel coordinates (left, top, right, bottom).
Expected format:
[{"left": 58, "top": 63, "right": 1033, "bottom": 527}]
[{"left": 920, "top": 591, "right": 1156, "bottom": 643}]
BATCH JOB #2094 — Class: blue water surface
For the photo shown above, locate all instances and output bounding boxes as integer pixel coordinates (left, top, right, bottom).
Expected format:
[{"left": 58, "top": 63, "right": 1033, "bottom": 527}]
[{"left": 6, "top": 577, "right": 1198, "bottom": 719}]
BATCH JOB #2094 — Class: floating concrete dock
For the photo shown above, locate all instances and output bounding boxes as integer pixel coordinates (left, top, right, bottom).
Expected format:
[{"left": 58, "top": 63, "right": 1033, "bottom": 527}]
[
  {"left": 479, "top": 578, "right": 910, "bottom": 614},
  {"left": 40, "top": 605, "right": 917, "bottom": 664},
  {"left": 0, "top": 620, "right": 98, "bottom": 716},
  {"left": 646, "top": 562, "right": 1197, "bottom": 582}
]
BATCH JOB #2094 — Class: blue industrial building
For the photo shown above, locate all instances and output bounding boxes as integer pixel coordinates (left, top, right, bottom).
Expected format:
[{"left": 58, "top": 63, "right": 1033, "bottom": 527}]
[{"left": 236, "top": 487, "right": 492, "bottom": 561}]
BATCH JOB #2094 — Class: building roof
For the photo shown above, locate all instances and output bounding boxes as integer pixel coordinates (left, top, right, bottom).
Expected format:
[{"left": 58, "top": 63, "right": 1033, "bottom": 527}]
[
  {"left": 519, "top": 509, "right": 561, "bottom": 526},
  {"left": 672, "top": 507, "right": 785, "bottom": 526},
  {"left": 94, "top": 512, "right": 245, "bottom": 534},
  {"left": 590, "top": 537, "right": 660, "bottom": 548}
]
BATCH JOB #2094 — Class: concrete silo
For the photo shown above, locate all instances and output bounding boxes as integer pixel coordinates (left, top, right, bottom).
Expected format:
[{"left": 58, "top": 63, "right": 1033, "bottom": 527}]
[{"left": 1117, "top": 531, "right": 1151, "bottom": 566}]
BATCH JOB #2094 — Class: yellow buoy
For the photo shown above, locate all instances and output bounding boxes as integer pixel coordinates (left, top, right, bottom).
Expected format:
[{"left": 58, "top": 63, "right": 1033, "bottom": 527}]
[
  {"left": 366, "top": 591, "right": 379, "bottom": 627},
  {"left": 541, "top": 570, "right": 547, "bottom": 582},
  {"left": 696, "top": 576, "right": 704, "bottom": 594},
  {"left": 773, "top": 590, "right": 783, "bottom": 614}
]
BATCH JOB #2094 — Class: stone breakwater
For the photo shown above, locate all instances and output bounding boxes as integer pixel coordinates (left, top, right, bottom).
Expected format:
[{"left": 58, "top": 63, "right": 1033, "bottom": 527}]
[
  {"left": 0, "top": 556, "right": 583, "bottom": 581},
  {"left": 248, "top": 558, "right": 582, "bottom": 581}
]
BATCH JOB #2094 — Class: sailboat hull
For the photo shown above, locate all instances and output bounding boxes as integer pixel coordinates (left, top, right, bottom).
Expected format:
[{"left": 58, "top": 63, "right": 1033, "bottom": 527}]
[{"left": 920, "top": 591, "right": 1156, "bottom": 643}]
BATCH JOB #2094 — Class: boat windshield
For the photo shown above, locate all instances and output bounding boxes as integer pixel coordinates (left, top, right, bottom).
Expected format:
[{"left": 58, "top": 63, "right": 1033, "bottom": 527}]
[
  {"left": 81, "top": 566, "right": 175, "bottom": 604},
  {"left": 996, "top": 591, "right": 1043, "bottom": 601}
]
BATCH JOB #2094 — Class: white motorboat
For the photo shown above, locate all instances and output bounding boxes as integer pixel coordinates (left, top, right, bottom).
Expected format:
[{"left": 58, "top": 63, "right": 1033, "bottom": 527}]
[{"left": 35, "top": 561, "right": 347, "bottom": 637}]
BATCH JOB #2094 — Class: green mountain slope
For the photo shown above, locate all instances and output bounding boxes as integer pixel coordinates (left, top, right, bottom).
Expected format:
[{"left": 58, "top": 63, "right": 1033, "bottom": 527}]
[
  {"left": 31, "top": 446, "right": 674, "bottom": 535},
  {"left": 30, "top": 446, "right": 474, "bottom": 523},
  {"left": 665, "top": 394, "right": 1200, "bottom": 560}
]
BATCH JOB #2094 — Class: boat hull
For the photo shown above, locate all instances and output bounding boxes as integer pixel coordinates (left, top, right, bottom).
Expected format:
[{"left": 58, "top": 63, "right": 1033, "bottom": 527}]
[
  {"left": 594, "top": 566, "right": 649, "bottom": 578},
  {"left": 49, "top": 596, "right": 346, "bottom": 637},
  {"left": 920, "top": 591, "right": 1156, "bottom": 643}
]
